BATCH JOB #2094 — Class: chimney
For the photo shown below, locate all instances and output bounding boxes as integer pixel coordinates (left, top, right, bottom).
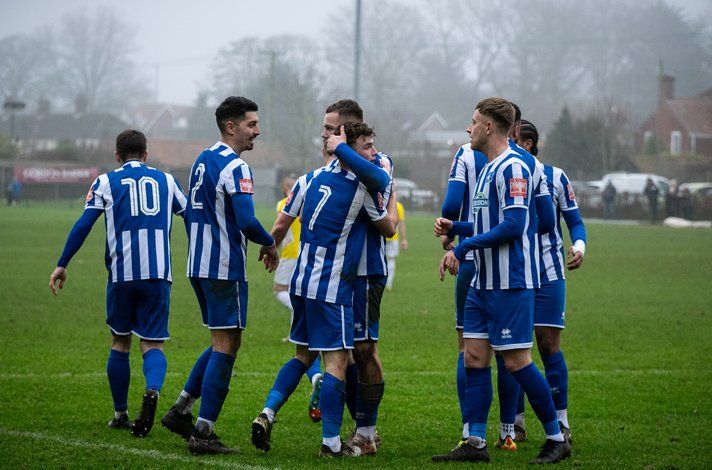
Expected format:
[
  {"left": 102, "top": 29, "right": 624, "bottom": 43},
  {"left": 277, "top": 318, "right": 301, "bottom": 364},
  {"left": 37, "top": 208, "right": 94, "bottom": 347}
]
[{"left": 658, "top": 74, "right": 674, "bottom": 108}]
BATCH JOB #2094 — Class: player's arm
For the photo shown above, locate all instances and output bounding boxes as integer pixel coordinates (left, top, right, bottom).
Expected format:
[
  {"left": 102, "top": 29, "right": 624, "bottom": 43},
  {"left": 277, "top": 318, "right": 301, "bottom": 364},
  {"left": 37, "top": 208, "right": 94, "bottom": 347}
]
[
  {"left": 171, "top": 175, "right": 188, "bottom": 218},
  {"left": 440, "top": 149, "right": 466, "bottom": 248},
  {"left": 558, "top": 170, "right": 587, "bottom": 270},
  {"left": 231, "top": 194, "right": 275, "bottom": 246},
  {"left": 535, "top": 171, "right": 555, "bottom": 234},
  {"left": 49, "top": 207, "right": 103, "bottom": 295},
  {"left": 365, "top": 188, "right": 396, "bottom": 238},
  {"left": 270, "top": 212, "right": 297, "bottom": 247},
  {"left": 452, "top": 207, "right": 526, "bottom": 259},
  {"left": 327, "top": 127, "right": 390, "bottom": 192}
]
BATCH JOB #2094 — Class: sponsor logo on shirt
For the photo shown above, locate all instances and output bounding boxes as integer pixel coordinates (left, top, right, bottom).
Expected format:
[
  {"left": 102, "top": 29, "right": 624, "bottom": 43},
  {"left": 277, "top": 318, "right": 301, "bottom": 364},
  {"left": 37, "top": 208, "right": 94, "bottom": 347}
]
[
  {"left": 472, "top": 192, "right": 488, "bottom": 213},
  {"left": 509, "top": 178, "right": 528, "bottom": 198},
  {"left": 239, "top": 178, "right": 254, "bottom": 194},
  {"left": 567, "top": 184, "right": 576, "bottom": 201}
]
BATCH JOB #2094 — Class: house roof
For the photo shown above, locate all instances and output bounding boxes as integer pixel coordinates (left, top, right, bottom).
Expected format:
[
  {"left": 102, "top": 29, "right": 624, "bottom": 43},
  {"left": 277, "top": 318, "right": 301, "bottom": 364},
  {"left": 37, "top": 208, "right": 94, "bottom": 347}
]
[
  {"left": 146, "top": 139, "right": 288, "bottom": 170},
  {"left": 0, "top": 112, "right": 128, "bottom": 141},
  {"left": 666, "top": 95, "right": 712, "bottom": 135}
]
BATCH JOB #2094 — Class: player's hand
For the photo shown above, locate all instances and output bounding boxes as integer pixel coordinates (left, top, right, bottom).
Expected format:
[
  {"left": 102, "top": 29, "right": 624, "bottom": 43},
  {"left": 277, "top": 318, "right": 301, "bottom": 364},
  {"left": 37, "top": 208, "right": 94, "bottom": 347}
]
[
  {"left": 400, "top": 239, "right": 408, "bottom": 250},
  {"left": 439, "top": 251, "right": 459, "bottom": 281},
  {"left": 49, "top": 267, "right": 67, "bottom": 296},
  {"left": 434, "top": 217, "right": 453, "bottom": 237},
  {"left": 325, "top": 125, "right": 347, "bottom": 155},
  {"left": 566, "top": 246, "right": 584, "bottom": 270},
  {"left": 440, "top": 235, "right": 454, "bottom": 251},
  {"left": 259, "top": 244, "right": 280, "bottom": 273}
]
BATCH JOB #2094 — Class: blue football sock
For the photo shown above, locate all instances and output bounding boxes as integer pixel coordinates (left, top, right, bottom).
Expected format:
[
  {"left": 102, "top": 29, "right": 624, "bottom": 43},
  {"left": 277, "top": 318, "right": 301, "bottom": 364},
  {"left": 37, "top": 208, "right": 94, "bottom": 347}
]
[
  {"left": 496, "top": 355, "right": 520, "bottom": 426},
  {"left": 517, "top": 387, "right": 526, "bottom": 415},
  {"left": 264, "top": 358, "right": 308, "bottom": 414},
  {"left": 512, "top": 362, "right": 559, "bottom": 437},
  {"left": 457, "top": 352, "right": 467, "bottom": 424},
  {"left": 184, "top": 346, "right": 212, "bottom": 398},
  {"left": 355, "top": 381, "right": 384, "bottom": 428},
  {"left": 107, "top": 349, "right": 130, "bottom": 412},
  {"left": 142, "top": 349, "right": 167, "bottom": 392},
  {"left": 542, "top": 351, "right": 568, "bottom": 411},
  {"left": 465, "top": 366, "right": 492, "bottom": 440},
  {"left": 306, "top": 355, "right": 322, "bottom": 382},
  {"left": 198, "top": 351, "right": 235, "bottom": 423},
  {"left": 344, "top": 363, "right": 358, "bottom": 420},
  {"left": 320, "top": 373, "right": 346, "bottom": 439}
]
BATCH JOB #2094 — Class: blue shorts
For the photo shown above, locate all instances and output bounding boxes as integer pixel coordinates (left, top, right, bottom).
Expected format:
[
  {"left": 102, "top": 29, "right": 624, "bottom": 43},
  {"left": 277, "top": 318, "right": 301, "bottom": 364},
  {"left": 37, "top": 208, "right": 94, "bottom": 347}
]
[
  {"left": 455, "top": 260, "right": 476, "bottom": 330},
  {"left": 534, "top": 280, "right": 566, "bottom": 329},
  {"left": 353, "top": 275, "right": 386, "bottom": 341},
  {"left": 463, "top": 288, "right": 535, "bottom": 351},
  {"left": 189, "top": 278, "right": 248, "bottom": 329},
  {"left": 289, "top": 294, "right": 354, "bottom": 351},
  {"left": 106, "top": 280, "right": 171, "bottom": 340}
]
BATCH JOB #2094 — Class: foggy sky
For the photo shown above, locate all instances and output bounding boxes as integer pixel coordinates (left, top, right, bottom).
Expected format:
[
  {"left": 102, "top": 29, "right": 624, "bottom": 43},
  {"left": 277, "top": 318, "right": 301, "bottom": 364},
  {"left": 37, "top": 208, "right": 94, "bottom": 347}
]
[{"left": 1, "top": 0, "right": 708, "bottom": 106}]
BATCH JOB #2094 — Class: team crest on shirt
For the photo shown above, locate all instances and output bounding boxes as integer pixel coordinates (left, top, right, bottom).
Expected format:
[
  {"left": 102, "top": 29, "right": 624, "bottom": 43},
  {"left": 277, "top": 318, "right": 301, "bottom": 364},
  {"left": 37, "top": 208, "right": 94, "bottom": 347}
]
[
  {"left": 509, "top": 178, "right": 528, "bottom": 197},
  {"left": 239, "top": 178, "right": 254, "bottom": 194},
  {"left": 472, "top": 192, "right": 488, "bottom": 213},
  {"left": 567, "top": 184, "right": 576, "bottom": 201}
]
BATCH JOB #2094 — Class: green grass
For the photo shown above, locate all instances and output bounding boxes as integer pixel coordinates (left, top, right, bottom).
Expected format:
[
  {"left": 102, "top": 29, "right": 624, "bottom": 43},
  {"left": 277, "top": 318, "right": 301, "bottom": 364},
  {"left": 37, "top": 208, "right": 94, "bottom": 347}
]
[{"left": 0, "top": 203, "right": 711, "bottom": 468}]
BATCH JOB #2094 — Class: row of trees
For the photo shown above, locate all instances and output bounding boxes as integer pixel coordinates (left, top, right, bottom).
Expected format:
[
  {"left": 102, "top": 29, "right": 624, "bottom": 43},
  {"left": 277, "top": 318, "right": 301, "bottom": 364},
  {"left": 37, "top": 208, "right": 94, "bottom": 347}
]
[{"left": 1, "top": 1, "right": 710, "bottom": 172}]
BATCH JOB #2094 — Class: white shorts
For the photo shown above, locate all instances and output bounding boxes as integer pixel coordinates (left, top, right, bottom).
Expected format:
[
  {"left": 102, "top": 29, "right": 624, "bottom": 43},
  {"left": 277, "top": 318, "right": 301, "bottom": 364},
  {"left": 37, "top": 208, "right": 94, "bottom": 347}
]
[
  {"left": 274, "top": 257, "right": 297, "bottom": 286},
  {"left": 386, "top": 240, "right": 399, "bottom": 258}
]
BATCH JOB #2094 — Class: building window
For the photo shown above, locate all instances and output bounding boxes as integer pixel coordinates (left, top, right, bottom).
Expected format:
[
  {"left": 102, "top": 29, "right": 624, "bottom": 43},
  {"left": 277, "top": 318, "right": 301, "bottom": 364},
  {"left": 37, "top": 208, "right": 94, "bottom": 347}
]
[{"left": 671, "top": 131, "right": 681, "bottom": 155}]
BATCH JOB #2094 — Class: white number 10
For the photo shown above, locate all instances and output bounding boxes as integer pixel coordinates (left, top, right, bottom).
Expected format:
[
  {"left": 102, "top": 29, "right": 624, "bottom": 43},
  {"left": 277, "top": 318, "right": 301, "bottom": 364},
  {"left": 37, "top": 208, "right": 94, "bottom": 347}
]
[
  {"left": 308, "top": 185, "right": 332, "bottom": 230},
  {"left": 121, "top": 177, "right": 160, "bottom": 216}
]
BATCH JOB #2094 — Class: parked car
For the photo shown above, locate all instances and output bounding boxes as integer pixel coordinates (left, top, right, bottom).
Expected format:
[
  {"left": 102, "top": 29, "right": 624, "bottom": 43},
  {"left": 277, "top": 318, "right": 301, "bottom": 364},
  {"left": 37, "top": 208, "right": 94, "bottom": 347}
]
[
  {"left": 679, "top": 182, "right": 712, "bottom": 198},
  {"left": 393, "top": 178, "right": 440, "bottom": 210},
  {"left": 588, "top": 172, "right": 670, "bottom": 195}
]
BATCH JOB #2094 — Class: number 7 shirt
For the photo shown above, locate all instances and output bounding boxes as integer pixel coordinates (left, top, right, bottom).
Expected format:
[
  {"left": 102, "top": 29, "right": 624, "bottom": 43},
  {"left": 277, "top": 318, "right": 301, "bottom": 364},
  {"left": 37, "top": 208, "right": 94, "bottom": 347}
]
[{"left": 284, "top": 160, "right": 386, "bottom": 305}]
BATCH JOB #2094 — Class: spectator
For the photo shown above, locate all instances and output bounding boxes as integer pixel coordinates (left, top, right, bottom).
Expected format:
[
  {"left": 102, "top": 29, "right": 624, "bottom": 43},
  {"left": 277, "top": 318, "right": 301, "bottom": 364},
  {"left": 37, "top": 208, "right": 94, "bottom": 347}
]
[
  {"left": 644, "top": 178, "right": 660, "bottom": 224},
  {"left": 6, "top": 178, "right": 21, "bottom": 206},
  {"left": 602, "top": 181, "right": 617, "bottom": 219},
  {"left": 666, "top": 180, "right": 679, "bottom": 217},
  {"left": 678, "top": 187, "right": 693, "bottom": 220}
]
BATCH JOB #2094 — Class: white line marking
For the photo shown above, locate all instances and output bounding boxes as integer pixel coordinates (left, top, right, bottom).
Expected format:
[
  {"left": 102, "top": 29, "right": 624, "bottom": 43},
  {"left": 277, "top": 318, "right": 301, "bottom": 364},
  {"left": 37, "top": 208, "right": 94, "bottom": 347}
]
[
  {"left": 0, "top": 428, "right": 274, "bottom": 470},
  {"left": 0, "top": 369, "right": 702, "bottom": 380}
]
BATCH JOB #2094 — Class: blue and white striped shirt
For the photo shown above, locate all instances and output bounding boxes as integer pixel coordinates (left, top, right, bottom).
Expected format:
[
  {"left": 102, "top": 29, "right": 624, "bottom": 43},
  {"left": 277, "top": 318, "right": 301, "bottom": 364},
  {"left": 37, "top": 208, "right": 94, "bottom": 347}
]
[
  {"left": 471, "top": 146, "right": 540, "bottom": 290},
  {"left": 84, "top": 161, "right": 187, "bottom": 282},
  {"left": 540, "top": 165, "right": 581, "bottom": 282},
  {"left": 357, "top": 152, "right": 394, "bottom": 276},
  {"left": 185, "top": 141, "right": 256, "bottom": 281},
  {"left": 448, "top": 144, "right": 488, "bottom": 261},
  {"left": 288, "top": 161, "right": 386, "bottom": 305}
]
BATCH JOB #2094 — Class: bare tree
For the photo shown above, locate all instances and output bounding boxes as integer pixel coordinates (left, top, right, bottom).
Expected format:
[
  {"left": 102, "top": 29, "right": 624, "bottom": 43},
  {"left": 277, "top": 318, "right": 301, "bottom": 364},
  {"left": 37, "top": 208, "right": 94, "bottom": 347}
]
[
  {"left": 0, "top": 29, "right": 54, "bottom": 105},
  {"left": 53, "top": 8, "right": 148, "bottom": 112}
]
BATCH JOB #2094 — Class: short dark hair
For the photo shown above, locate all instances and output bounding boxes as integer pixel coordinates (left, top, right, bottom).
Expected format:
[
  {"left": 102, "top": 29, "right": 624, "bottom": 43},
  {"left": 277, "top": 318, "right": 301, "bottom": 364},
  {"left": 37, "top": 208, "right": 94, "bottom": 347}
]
[
  {"left": 510, "top": 102, "right": 522, "bottom": 122},
  {"left": 215, "top": 96, "right": 258, "bottom": 133},
  {"left": 116, "top": 130, "right": 147, "bottom": 161},
  {"left": 325, "top": 99, "right": 363, "bottom": 123},
  {"left": 342, "top": 121, "right": 375, "bottom": 146},
  {"left": 519, "top": 119, "right": 539, "bottom": 156},
  {"left": 475, "top": 97, "right": 515, "bottom": 133}
]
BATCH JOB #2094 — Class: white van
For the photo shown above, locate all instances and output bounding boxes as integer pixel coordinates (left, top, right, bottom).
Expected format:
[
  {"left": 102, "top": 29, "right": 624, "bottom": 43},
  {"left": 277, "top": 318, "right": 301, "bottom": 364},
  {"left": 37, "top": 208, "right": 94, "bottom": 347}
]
[{"left": 588, "top": 172, "right": 670, "bottom": 194}]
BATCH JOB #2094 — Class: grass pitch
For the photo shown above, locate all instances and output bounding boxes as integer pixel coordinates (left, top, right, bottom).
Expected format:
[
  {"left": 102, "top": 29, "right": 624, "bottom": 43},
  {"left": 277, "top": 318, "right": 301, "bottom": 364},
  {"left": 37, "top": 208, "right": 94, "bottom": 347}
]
[{"left": 0, "top": 203, "right": 711, "bottom": 469}]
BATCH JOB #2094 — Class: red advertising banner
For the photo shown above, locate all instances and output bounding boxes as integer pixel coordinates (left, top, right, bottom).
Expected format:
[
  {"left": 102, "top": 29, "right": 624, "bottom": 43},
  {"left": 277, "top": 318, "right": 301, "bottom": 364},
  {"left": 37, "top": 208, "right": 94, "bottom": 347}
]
[{"left": 14, "top": 166, "right": 99, "bottom": 184}]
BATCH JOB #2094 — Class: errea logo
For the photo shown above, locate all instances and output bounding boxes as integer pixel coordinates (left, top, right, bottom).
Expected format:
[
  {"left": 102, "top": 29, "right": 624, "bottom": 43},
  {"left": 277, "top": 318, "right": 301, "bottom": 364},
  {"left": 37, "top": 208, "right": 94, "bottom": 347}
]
[
  {"left": 354, "top": 322, "right": 363, "bottom": 332},
  {"left": 501, "top": 328, "right": 512, "bottom": 339}
]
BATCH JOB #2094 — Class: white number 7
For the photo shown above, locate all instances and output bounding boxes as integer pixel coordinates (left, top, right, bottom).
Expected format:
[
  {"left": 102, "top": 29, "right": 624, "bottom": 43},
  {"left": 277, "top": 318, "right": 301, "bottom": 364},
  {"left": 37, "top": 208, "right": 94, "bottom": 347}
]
[{"left": 308, "top": 185, "right": 332, "bottom": 230}]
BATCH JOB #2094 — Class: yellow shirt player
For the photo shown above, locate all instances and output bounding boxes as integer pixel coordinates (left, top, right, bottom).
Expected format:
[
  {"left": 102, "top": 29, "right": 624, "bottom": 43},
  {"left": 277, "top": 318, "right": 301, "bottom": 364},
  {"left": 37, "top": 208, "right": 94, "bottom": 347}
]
[
  {"left": 385, "top": 201, "right": 408, "bottom": 290},
  {"left": 274, "top": 176, "right": 300, "bottom": 317}
]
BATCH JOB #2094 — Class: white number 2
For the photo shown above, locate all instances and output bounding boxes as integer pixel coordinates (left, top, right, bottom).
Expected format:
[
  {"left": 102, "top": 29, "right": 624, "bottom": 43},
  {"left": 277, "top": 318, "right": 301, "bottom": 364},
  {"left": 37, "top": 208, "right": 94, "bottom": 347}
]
[
  {"left": 308, "top": 185, "right": 332, "bottom": 230},
  {"left": 191, "top": 163, "right": 206, "bottom": 209},
  {"left": 121, "top": 177, "right": 160, "bottom": 217}
]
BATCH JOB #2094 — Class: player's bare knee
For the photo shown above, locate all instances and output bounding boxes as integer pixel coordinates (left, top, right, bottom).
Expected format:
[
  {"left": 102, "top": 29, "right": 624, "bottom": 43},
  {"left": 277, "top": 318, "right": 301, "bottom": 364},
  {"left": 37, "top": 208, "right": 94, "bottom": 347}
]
[
  {"left": 211, "top": 329, "right": 241, "bottom": 356},
  {"left": 535, "top": 327, "right": 561, "bottom": 356},
  {"left": 295, "top": 345, "right": 317, "bottom": 366},
  {"left": 139, "top": 339, "right": 164, "bottom": 354},
  {"left": 323, "top": 350, "right": 349, "bottom": 380},
  {"left": 111, "top": 334, "right": 131, "bottom": 352},
  {"left": 501, "top": 348, "right": 532, "bottom": 373}
]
